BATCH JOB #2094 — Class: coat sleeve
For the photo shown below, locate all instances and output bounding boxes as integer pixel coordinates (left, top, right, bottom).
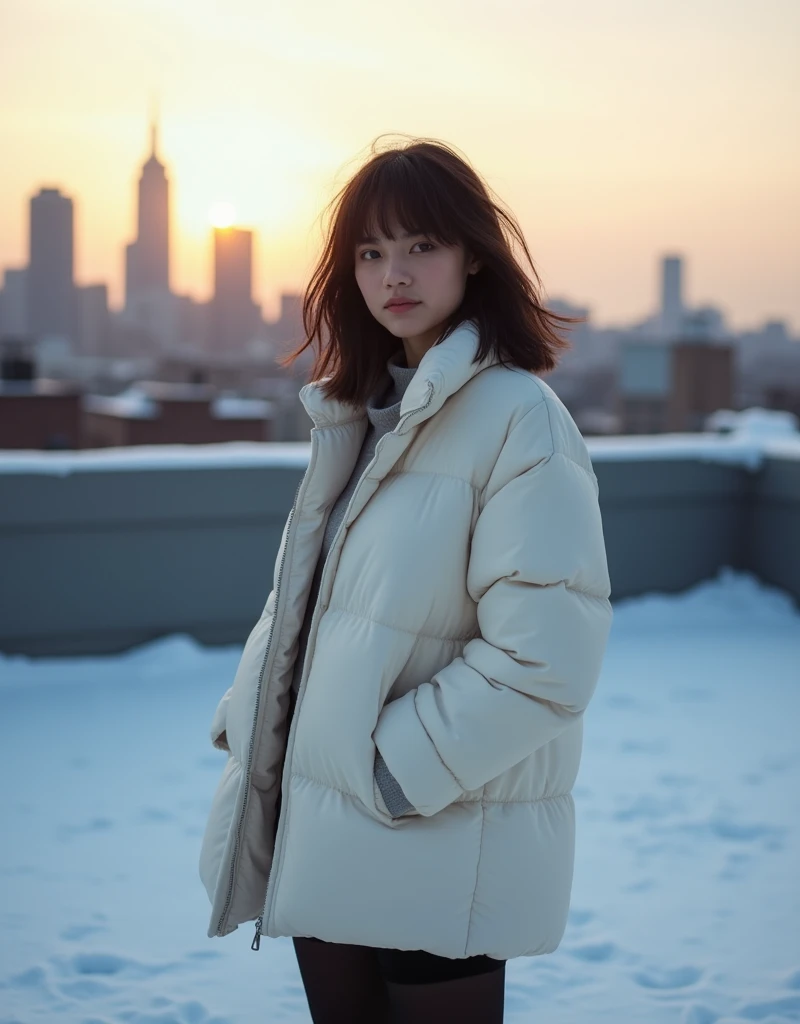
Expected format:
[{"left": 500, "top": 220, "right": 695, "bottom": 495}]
[{"left": 372, "top": 398, "right": 613, "bottom": 817}]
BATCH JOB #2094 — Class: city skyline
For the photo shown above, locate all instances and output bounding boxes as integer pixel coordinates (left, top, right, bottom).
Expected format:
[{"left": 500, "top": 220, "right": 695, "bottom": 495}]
[
  {"left": 1, "top": 0, "right": 798, "bottom": 330},
  {"left": 3, "top": 135, "right": 795, "bottom": 344}
]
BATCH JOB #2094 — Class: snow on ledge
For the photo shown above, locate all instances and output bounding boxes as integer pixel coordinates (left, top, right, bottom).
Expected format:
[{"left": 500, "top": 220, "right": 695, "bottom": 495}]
[
  {"left": 0, "top": 407, "right": 798, "bottom": 476},
  {"left": 0, "top": 442, "right": 313, "bottom": 476},
  {"left": 585, "top": 433, "right": 800, "bottom": 472},
  {"left": 587, "top": 408, "right": 800, "bottom": 471}
]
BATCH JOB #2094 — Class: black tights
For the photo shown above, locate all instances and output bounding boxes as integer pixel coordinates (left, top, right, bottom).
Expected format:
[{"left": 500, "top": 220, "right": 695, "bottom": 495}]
[{"left": 292, "top": 936, "right": 506, "bottom": 1024}]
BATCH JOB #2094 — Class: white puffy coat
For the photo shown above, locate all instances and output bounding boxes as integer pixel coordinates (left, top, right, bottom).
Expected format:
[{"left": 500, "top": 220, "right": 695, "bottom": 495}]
[{"left": 199, "top": 319, "right": 613, "bottom": 960}]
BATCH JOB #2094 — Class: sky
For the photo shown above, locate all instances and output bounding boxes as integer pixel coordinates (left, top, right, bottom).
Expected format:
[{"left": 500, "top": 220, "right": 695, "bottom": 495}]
[{"left": 1, "top": 0, "right": 798, "bottom": 329}]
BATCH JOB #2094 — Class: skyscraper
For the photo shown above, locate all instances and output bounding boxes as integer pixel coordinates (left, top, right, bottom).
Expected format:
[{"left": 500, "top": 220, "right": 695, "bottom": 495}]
[
  {"left": 1, "top": 268, "right": 28, "bottom": 336},
  {"left": 209, "top": 227, "right": 259, "bottom": 352},
  {"left": 660, "top": 255, "right": 684, "bottom": 339},
  {"left": 76, "top": 284, "right": 110, "bottom": 357},
  {"left": 27, "top": 187, "right": 75, "bottom": 342},
  {"left": 126, "top": 119, "right": 170, "bottom": 299},
  {"left": 124, "top": 118, "right": 175, "bottom": 348}
]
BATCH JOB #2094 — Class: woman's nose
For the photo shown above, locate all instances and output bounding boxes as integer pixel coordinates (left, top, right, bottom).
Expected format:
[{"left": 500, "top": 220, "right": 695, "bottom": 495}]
[{"left": 383, "top": 260, "right": 411, "bottom": 286}]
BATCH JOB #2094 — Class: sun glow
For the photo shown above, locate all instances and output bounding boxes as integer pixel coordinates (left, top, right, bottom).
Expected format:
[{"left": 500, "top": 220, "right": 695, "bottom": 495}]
[{"left": 208, "top": 202, "right": 237, "bottom": 228}]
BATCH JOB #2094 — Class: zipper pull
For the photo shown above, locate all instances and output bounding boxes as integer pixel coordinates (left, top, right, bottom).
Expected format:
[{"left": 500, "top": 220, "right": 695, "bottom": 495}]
[{"left": 251, "top": 916, "right": 262, "bottom": 951}]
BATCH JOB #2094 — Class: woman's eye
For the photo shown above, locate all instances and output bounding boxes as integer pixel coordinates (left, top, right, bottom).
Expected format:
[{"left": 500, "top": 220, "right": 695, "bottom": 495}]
[{"left": 358, "top": 241, "right": 434, "bottom": 261}]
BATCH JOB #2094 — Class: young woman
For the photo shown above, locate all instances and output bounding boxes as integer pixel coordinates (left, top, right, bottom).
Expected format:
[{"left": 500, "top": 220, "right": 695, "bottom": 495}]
[{"left": 199, "top": 136, "right": 613, "bottom": 1023}]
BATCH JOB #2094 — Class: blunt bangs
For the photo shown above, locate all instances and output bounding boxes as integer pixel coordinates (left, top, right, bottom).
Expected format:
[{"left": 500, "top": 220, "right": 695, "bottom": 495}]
[{"left": 346, "top": 154, "right": 463, "bottom": 253}]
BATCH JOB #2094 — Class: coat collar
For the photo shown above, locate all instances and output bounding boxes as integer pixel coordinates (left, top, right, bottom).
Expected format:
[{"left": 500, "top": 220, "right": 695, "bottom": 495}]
[{"left": 298, "top": 319, "right": 499, "bottom": 433}]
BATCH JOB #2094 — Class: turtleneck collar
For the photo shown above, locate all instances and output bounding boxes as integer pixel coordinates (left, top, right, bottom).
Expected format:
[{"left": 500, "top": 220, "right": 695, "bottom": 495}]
[
  {"left": 300, "top": 320, "right": 495, "bottom": 431},
  {"left": 365, "top": 348, "right": 418, "bottom": 429}
]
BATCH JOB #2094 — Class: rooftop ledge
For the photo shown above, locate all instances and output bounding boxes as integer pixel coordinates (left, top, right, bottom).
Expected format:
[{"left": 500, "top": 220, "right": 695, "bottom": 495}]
[{"left": 0, "top": 411, "right": 798, "bottom": 657}]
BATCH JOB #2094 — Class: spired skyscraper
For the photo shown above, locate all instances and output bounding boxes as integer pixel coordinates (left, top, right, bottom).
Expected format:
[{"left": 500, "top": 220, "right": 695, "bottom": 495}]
[{"left": 124, "top": 118, "right": 176, "bottom": 348}]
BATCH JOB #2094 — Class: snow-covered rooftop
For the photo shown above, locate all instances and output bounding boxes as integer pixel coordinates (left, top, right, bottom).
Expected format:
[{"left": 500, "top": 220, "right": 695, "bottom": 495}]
[
  {"left": 0, "top": 568, "right": 798, "bottom": 1023},
  {"left": 212, "top": 395, "right": 275, "bottom": 420},
  {"left": 82, "top": 391, "right": 159, "bottom": 419},
  {"left": 81, "top": 384, "right": 276, "bottom": 422}
]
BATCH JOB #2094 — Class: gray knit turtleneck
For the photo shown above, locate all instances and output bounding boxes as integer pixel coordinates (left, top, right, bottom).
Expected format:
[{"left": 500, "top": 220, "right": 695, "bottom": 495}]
[{"left": 288, "top": 348, "right": 418, "bottom": 816}]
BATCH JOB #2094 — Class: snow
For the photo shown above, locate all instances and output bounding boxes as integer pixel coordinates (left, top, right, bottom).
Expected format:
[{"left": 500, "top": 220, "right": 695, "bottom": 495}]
[
  {"left": 587, "top": 406, "right": 800, "bottom": 471},
  {"left": 80, "top": 389, "right": 276, "bottom": 421},
  {"left": 6, "top": 433, "right": 797, "bottom": 478},
  {"left": 82, "top": 392, "right": 159, "bottom": 419},
  {"left": 211, "top": 396, "right": 275, "bottom": 420},
  {"left": 586, "top": 434, "right": 800, "bottom": 472},
  {"left": 704, "top": 407, "right": 799, "bottom": 438},
  {"left": 2, "top": 403, "right": 798, "bottom": 475},
  {"left": 0, "top": 442, "right": 312, "bottom": 475},
  {"left": 584, "top": 432, "right": 769, "bottom": 471},
  {"left": 1, "top": 567, "right": 798, "bottom": 1022},
  {"left": 758, "top": 437, "right": 800, "bottom": 460}
]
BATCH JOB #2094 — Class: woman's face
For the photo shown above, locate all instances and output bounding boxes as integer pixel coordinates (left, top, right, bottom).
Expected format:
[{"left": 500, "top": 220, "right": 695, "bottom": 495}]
[{"left": 353, "top": 216, "right": 481, "bottom": 361}]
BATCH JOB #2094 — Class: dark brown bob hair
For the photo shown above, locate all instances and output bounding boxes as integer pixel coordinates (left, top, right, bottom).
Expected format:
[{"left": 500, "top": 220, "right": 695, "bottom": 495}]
[{"left": 278, "top": 134, "right": 584, "bottom": 407}]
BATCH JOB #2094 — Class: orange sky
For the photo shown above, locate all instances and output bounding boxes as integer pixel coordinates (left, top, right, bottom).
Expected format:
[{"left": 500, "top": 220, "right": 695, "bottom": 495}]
[{"left": 1, "top": 0, "right": 798, "bottom": 330}]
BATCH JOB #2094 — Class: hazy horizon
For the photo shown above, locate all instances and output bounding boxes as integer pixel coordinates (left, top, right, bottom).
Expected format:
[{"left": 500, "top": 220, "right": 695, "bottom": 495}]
[{"left": 2, "top": 0, "right": 798, "bottom": 331}]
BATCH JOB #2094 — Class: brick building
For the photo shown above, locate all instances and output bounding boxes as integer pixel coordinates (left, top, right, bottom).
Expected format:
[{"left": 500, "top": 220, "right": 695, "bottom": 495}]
[{"left": 81, "top": 381, "right": 274, "bottom": 447}]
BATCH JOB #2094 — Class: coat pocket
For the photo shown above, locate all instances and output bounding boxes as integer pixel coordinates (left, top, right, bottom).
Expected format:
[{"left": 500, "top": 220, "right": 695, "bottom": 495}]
[
  {"left": 372, "top": 770, "right": 396, "bottom": 823},
  {"left": 369, "top": 764, "right": 422, "bottom": 826}
]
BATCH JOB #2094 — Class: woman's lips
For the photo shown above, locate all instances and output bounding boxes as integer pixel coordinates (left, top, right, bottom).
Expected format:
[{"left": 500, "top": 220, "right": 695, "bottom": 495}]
[{"left": 386, "top": 302, "right": 421, "bottom": 314}]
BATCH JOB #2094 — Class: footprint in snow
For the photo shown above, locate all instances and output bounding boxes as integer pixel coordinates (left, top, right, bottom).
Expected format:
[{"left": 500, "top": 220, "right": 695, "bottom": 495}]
[
  {"left": 59, "top": 922, "right": 108, "bottom": 941},
  {"left": 605, "top": 694, "right": 640, "bottom": 709},
  {"left": 56, "top": 817, "right": 115, "bottom": 840},
  {"left": 658, "top": 773, "right": 697, "bottom": 789},
  {"left": 567, "top": 940, "right": 617, "bottom": 963},
  {"left": 633, "top": 964, "right": 703, "bottom": 989},
  {"left": 619, "top": 738, "right": 670, "bottom": 755},
  {"left": 760, "top": 754, "right": 793, "bottom": 774},
  {"left": 614, "top": 793, "right": 687, "bottom": 822},
  {"left": 623, "top": 877, "right": 656, "bottom": 892},
  {"left": 139, "top": 807, "right": 177, "bottom": 823},
  {"left": 735, "top": 993, "right": 800, "bottom": 1019},
  {"left": 58, "top": 976, "right": 115, "bottom": 999},
  {"left": 680, "top": 1005, "right": 718, "bottom": 1024},
  {"left": 567, "top": 908, "right": 595, "bottom": 927}
]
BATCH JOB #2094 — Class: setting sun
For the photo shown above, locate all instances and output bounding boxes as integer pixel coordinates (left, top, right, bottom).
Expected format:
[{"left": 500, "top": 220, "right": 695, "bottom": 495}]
[{"left": 208, "top": 202, "right": 236, "bottom": 229}]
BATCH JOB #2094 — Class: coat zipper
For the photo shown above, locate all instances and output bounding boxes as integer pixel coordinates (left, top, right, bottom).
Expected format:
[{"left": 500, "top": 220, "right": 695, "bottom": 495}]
[
  {"left": 252, "top": 378, "right": 436, "bottom": 951},
  {"left": 213, "top": 475, "right": 304, "bottom": 939}
]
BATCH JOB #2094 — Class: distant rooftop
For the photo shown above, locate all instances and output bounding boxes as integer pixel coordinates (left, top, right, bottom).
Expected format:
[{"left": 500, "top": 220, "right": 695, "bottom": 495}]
[{"left": 81, "top": 382, "right": 276, "bottom": 421}]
